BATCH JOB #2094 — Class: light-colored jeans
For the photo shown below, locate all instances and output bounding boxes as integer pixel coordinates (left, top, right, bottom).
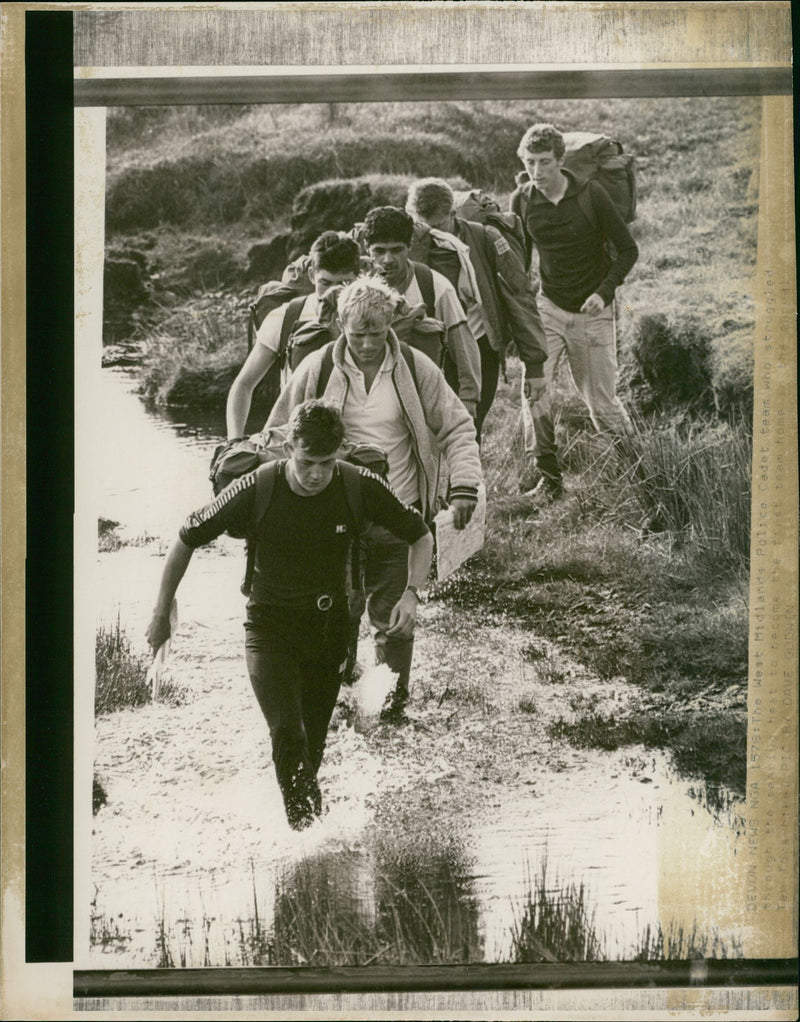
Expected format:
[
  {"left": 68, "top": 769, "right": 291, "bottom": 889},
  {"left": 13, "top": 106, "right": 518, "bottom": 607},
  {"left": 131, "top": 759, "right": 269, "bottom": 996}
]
[{"left": 521, "top": 293, "right": 631, "bottom": 478}]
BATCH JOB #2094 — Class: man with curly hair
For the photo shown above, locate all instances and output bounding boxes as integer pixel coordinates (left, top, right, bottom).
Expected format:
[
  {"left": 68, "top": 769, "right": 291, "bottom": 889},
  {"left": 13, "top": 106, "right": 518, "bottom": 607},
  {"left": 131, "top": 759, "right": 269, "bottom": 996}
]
[{"left": 511, "top": 122, "right": 638, "bottom": 501}]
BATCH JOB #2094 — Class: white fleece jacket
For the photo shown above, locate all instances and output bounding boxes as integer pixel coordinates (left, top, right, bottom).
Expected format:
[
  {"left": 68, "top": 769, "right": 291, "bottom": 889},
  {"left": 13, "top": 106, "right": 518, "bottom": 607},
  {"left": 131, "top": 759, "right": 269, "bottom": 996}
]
[{"left": 265, "top": 331, "right": 483, "bottom": 522}]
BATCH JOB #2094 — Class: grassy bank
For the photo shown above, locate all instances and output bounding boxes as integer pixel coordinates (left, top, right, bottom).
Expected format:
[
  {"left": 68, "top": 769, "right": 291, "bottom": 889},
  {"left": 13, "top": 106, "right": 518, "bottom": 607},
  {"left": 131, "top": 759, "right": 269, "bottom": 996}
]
[{"left": 431, "top": 363, "right": 750, "bottom": 792}]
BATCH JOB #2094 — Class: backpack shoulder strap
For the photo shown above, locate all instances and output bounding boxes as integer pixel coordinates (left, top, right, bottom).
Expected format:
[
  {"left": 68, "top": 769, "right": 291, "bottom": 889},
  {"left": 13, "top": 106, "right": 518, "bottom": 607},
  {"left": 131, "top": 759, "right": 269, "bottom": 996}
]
[
  {"left": 278, "top": 296, "right": 307, "bottom": 364},
  {"left": 576, "top": 182, "right": 600, "bottom": 234},
  {"left": 411, "top": 261, "right": 436, "bottom": 317},
  {"left": 336, "top": 461, "right": 364, "bottom": 534},
  {"left": 252, "top": 460, "right": 280, "bottom": 526},
  {"left": 315, "top": 342, "right": 337, "bottom": 397},
  {"left": 397, "top": 340, "right": 420, "bottom": 394},
  {"left": 241, "top": 461, "right": 280, "bottom": 597}
]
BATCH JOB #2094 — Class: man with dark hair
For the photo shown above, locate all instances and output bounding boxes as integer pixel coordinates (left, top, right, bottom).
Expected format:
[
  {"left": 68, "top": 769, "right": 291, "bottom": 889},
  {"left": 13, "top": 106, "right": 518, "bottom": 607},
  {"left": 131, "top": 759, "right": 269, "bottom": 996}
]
[
  {"left": 146, "top": 399, "right": 433, "bottom": 831},
  {"left": 361, "top": 206, "right": 482, "bottom": 421},
  {"left": 267, "top": 276, "right": 482, "bottom": 722},
  {"left": 226, "top": 231, "right": 361, "bottom": 440},
  {"left": 406, "top": 177, "right": 548, "bottom": 441},
  {"left": 511, "top": 122, "right": 639, "bottom": 500}
]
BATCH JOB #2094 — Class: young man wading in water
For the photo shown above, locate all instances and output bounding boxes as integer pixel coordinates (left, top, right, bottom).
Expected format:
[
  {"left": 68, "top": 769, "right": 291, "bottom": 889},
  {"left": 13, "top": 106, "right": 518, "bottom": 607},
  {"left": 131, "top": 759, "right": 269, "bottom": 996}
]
[{"left": 146, "top": 401, "right": 433, "bottom": 831}]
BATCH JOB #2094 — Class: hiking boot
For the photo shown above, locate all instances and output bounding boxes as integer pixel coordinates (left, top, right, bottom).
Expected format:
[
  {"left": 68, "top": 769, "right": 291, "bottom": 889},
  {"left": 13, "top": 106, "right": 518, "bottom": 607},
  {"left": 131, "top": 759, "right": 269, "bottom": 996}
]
[
  {"left": 518, "top": 464, "right": 543, "bottom": 494},
  {"left": 524, "top": 474, "right": 564, "bottom": 503},
  {"left": 379, "top": 683, "right": 410, "bottom": 726},
  {"left": 379, "top": 702, "right": 410, "bottom": 726}
]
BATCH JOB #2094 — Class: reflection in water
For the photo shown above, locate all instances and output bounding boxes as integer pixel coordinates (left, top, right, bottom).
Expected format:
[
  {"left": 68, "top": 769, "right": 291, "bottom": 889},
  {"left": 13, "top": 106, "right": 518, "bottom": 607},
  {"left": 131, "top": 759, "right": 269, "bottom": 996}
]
[
  {"left": 267, "top": 830, "right": 483, "bottom": 966},
  {"left": 510, "top": 861, "right": 604, "bottom": 963},
  {"left": 373, "top": 830, "right": 483, "bottom": 964}
]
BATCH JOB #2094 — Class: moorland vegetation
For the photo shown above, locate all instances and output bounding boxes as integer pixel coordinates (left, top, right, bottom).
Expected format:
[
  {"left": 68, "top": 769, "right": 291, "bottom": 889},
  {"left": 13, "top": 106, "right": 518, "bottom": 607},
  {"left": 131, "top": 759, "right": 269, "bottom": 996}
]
[{"left": 102, "top": 96, "right": 758, "bottom": 791}]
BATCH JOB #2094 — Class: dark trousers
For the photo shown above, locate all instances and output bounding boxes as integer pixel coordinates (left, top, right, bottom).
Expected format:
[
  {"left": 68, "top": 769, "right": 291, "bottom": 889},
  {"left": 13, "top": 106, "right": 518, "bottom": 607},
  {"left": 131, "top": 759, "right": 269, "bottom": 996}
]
[
  {"left": 347, "top": 524, "right": 414, "bottom": 709},
  {"left": 475, "top": 335, "right": 501, "bottom": 443},
  {"left": 244, "top": 599, "right": 348, "bottom": 829}
]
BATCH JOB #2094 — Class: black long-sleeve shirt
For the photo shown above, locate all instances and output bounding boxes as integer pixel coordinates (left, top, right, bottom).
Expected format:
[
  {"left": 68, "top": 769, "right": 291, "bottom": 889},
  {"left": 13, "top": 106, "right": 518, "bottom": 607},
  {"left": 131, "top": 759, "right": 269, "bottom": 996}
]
[{"left": 511, "top": 171, "right": 638, "bottom": 314}]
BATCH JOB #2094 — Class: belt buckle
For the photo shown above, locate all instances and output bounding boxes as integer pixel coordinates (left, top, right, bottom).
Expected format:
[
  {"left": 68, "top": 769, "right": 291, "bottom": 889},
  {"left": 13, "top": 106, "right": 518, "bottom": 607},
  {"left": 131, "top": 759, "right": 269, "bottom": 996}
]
[{"left": 316, "top": 594, "right": 333, "bottom": 612}]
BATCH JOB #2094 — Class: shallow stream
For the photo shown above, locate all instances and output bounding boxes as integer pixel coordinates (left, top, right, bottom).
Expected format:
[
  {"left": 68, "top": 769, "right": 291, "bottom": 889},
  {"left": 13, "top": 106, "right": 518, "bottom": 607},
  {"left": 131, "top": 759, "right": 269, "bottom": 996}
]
[{"left": 83, "top": 368, "right": 750, "bottom": 968}]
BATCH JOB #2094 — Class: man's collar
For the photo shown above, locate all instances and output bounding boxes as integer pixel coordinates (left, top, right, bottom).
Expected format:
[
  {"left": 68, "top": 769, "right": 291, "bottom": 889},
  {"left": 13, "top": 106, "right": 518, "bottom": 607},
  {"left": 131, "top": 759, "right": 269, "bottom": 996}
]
[
  {"left": 343, "top": 343, "right": 394, "bottom": 373},
  {"left": 531, "top": 168, "right": 578, "bottom": 203}
]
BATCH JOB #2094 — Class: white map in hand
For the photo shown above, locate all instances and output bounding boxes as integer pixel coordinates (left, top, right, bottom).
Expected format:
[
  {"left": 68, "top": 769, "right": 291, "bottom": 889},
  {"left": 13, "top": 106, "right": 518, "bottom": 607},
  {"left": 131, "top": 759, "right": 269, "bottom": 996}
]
[{"left": 434, "top": 484, "right": 487, "bottom": 580}]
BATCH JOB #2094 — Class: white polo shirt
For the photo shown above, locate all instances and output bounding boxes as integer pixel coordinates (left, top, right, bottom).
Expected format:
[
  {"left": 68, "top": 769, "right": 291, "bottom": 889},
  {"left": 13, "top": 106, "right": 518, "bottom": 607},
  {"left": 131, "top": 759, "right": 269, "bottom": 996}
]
[{"left": 341, "top": 344, "right": 419, "bottom": 506}]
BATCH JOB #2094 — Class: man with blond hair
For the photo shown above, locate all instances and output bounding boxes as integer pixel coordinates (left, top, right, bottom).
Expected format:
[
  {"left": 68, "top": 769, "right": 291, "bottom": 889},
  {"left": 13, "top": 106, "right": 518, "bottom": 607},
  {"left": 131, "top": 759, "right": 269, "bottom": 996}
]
[
  {"left": 267, "top": 275, "right": 482, "bottom": 721},
  {"left": 511, "top": 122, "right": 638, "bottom": 501}
]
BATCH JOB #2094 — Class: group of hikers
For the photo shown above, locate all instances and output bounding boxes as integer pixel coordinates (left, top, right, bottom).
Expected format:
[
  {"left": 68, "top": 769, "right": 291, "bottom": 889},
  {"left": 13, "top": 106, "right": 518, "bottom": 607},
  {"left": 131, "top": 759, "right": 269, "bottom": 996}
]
[{"left": 146, "top": 122, "right": 640, "bottom": 831}]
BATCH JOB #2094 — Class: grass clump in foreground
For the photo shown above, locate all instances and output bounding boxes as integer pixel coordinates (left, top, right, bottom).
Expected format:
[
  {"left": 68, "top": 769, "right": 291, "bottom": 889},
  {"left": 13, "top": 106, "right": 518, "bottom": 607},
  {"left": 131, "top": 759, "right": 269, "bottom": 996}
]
[
  {"left": 511, "top": 861, "right": 604, "bottom": 963},
  {"left": 511, "top": 860, "right": 743, "bottom": 964},
  {"left": 96, "top": 615, "right": 185, "bottom": 714},
  {"left": 96, "top": 615, "right": 152, "bottom": 714}
]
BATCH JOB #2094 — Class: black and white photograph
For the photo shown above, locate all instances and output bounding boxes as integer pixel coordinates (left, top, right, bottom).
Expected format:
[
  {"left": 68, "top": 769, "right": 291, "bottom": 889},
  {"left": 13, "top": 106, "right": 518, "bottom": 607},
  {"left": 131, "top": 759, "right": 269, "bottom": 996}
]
[
  {"left": 81, "top": 87, "right": 766, "bottom": 973},
  {"left": 3, "top": 2, "right": 797, "bottom": 1017}
]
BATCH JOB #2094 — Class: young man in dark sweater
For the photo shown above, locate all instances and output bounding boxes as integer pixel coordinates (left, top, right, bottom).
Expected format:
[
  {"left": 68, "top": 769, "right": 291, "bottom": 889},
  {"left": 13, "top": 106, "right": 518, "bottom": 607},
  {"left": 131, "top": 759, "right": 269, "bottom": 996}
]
[
  {"left": 511, "top": 122, "right": 639, "bottom": 500},
  {"left": 146, "top": 401, "right": 433, "bottom": 831}
]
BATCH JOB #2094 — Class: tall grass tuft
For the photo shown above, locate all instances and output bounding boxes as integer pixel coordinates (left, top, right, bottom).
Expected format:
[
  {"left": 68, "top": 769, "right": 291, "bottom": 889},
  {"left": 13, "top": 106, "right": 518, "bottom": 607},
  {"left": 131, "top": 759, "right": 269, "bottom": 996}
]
[
  {"left": 95, "top": 615, "right": 151, "bottom": 715},
  {"left": 634, "top": 919, "right": 743, "bottom": 961},
  {"left": 511, "top": 861, "right": 605, "bottom": 963},
  {"left": 138, "top": 294, "right": 247, "bottom": 408},
  {"left": 566, "top": 415, "right": 752, "bottom": 574}
]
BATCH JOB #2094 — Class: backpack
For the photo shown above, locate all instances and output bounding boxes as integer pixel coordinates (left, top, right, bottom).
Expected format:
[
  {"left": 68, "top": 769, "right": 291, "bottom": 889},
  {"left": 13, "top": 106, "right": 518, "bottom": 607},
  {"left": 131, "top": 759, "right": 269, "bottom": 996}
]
[
  {"left": 243, "top": 286, "right": 308, "bottom": 421},
  {"left": 239, "top": 459, "right": 366, "bottom": 598},
  {"left": 247, "top": 282, "right": 307, "bottom": 352},
  {"left": 561, "top": 132, "right": 637, "bottom": 224},
  {"left": 209, "top": 428, "right": 287, "bottom": 505},
  {"left": 403, "top": 263, "right": 447, "bottom": 368},
  {"left": 284, "top": 288, "right": 341, "bottom": 372},
  {"left": 452, "top": 189, "right": 528, "bottom": 267}
]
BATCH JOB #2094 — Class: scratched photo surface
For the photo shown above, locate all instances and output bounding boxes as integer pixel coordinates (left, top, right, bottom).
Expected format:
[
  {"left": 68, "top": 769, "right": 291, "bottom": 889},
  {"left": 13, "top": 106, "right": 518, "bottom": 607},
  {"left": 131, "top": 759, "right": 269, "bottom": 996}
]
[{"left": 78, "top": 91, "right": 762, "bottom": 972}]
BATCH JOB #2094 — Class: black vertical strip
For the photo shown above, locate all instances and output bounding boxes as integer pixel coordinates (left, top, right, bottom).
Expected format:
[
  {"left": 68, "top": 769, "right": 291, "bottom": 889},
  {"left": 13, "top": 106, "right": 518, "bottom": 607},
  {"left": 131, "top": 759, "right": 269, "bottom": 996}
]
[{"left": 25, "top": 10, "right": 74, "bottom": 963}]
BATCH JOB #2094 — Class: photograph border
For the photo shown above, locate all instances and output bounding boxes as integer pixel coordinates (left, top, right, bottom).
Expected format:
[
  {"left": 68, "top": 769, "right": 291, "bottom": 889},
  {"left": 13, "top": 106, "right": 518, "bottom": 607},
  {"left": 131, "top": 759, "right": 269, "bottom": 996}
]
[{"left": 2, "top": 3, "right": 797, "bottom": 1018}]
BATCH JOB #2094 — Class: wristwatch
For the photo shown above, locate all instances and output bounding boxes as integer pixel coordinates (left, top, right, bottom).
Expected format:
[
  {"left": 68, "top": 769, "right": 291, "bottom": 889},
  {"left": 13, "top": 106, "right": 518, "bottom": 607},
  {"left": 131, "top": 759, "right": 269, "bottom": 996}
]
[{"left": 404, "top": 585, "right": 423, "bottom": 602}]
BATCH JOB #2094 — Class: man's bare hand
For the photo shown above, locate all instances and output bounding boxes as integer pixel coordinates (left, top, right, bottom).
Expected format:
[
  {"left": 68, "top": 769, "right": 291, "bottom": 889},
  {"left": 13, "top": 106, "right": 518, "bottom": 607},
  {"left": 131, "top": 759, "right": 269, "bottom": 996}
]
[
  {"left": 451, "top": 498, "right": 476, "bottom": 531},
  {"left": 386, "top": 590, "right": 419, "bottom": 638},
  {"left": 524, "top": 378, "right": 547, "bottom": 403},
  {"left": 580, "top": 292, "right": 605, "bottom": 317},
  {"left": 146, "top": 613, "right": 171, "bottom": 653}
]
